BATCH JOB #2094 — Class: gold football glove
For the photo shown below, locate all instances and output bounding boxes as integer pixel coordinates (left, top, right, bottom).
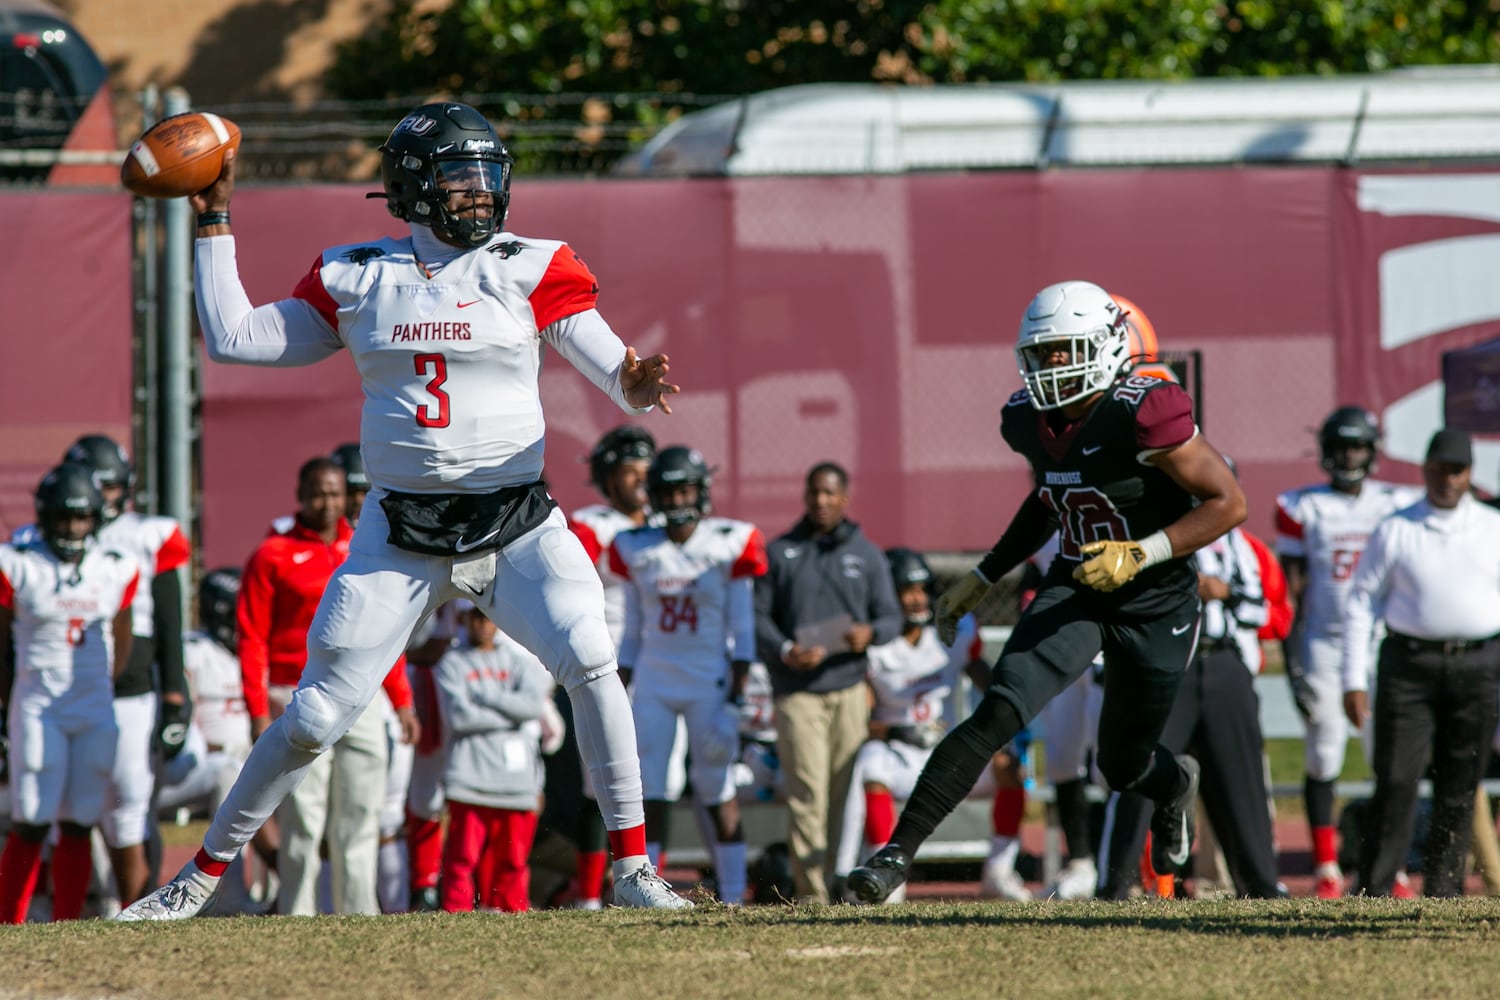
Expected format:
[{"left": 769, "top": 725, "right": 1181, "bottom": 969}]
[
  {"left": 1073, "top": 540, "right": 1148, "bottom": 592},
  {"left": 936, "top": 570, "right": 992, "bottom": 646}
]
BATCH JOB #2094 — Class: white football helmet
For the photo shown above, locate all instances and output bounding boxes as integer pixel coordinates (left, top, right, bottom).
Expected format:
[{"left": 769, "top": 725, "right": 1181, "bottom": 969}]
[{"left": 1016, "top": 280, "right": 1131, "bottom": 410}]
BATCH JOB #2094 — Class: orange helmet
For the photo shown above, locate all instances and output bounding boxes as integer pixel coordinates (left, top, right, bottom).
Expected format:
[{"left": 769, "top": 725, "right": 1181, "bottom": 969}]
[{"left": 1111, "top": 294, "right": 1158, "bottom": 364}]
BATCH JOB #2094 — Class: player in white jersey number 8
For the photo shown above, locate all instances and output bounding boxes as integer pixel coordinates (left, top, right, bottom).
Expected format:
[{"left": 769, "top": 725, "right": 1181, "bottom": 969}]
[{"left": 118, "top": 101, "right": 690, "bottom": 919}]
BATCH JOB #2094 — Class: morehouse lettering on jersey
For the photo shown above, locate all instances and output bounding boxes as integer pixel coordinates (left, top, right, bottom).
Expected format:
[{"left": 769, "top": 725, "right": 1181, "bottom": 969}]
[{"left": 390, "top": 321, "right": 472, "bottom": 342}]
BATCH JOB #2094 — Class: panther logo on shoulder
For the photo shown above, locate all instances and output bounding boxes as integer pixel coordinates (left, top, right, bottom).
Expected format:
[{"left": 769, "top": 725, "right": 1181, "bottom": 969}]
[
  {"left": 342, "top": 247, "right": 385, "bottom": 266},
  {"left": 1005, "top": 389, "right": 1032, "bottom": 407},
  {"left": 488, "top": 241, "right": 526, "bottom": 259}
]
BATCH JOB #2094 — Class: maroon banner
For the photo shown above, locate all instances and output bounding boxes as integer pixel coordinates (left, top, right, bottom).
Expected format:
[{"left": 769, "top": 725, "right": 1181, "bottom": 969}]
[{"left": 0, "top": 193, "right": 133, "bottom": 539}]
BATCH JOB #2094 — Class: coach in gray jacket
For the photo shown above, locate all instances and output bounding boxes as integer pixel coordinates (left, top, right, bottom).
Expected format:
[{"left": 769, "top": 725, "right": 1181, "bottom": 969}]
[{"left": 755, "top": 461, "right": 902, "bottom": 902}]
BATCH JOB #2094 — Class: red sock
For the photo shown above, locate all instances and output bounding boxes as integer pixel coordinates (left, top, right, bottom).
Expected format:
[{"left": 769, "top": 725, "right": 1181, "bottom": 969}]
[
  {"left": 51, "top": 832, "right": 93, "bottom": 921},
  {"left": 991, "top": 787, "right": 1025, "bottom": 838},
  {"left": 1312, "top": 825, "right": 1338, "bottom": 867},
  {"left": 193, "top": 847, "right": 231, "bottom": 878},
  {"left": 407, "top": 810, "right": 443, "bottom": 889},
  {"left": 0, "top": 834, "right": 44, "bottom": 924},
  {"left": 576, "top": 850, "right": 608, "bottom": 901},
  {"left": 864, "top": 789, "right": 896, "bottom": 845},
  {"left": 607, "top": 824, "right": 647, "bottom": 861}
]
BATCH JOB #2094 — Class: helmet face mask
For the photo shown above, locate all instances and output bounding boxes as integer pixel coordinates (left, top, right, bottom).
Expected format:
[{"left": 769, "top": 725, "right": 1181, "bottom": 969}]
[
  {"left": 1016, "top": 281, "right": 1131, "bottom": 411},
  {"left": 380, "top": 103, "right": 514, "bottom": 249},
  {"left": 647, "top": 446, "right": 712, "bottom": 528},
  {"left": 1319, "top": 406, "right": 1380, "bottom": 490},
  {"left": 63, "top": 434, "right": 131, "bottom": 522},
  {"left": 35, "top": 462, "right": 105, "bottom": 562},
  {"left": 886, "top": 548, "right": 935, "bottom": 629}
]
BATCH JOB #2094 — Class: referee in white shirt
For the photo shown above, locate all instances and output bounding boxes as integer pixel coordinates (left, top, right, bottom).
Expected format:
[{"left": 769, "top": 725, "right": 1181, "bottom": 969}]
[{"left": 1343, "top": 428, "right": 1500, "bottom": 897}]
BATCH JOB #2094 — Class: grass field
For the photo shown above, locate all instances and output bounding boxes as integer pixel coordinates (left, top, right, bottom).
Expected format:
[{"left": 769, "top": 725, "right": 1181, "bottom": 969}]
[{"left": 3, "top": 899, "right": 1500, "bottom": 999}]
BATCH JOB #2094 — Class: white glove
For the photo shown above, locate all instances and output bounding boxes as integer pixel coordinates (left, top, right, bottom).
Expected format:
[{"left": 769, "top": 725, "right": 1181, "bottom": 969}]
[{"left": 936, "top": 570, "right": 992, "bottom": 646}]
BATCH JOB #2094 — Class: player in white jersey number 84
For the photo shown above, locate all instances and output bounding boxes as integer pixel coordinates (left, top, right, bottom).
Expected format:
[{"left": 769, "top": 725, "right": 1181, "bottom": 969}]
[{"left": 118, "top": 101, "right": 690, "bottom": 919}]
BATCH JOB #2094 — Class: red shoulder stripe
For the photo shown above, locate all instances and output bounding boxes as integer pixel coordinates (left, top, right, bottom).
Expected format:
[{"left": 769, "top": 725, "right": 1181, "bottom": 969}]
[
  {"left": 607, "top": 541, "right": 631, "bottom": 580},
  {"left": 291, "top": 255, "right": 339, "bottom": 331},
  {"left": 119, "top": 570, "right": 140, "bottom": 614},
  {"left": 1274, "top": 505, "right": 1304, "bottom": 540},
  {"left": 731, "top": 528, "right": 770, "bottom": 579},
  {"left": 156, "top": 524, "right": 190, "bottom": 574},
  {"left": 529, "top": 244, "right": 600, "bottom": 330},
  {"left": 570, "top": 520, "right": 602, "bottom": 564},
  {"left": 0, "top": 568, "right": 12, "bottom": 609}
]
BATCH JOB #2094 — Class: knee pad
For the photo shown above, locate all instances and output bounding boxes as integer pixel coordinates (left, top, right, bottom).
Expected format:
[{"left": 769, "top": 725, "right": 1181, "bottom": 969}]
[
  {"left": 553, "top": 617, "right": 617, "bottom": 691},
  {"left": 282, "top": 686, "right": 344, "bottom": 753}
]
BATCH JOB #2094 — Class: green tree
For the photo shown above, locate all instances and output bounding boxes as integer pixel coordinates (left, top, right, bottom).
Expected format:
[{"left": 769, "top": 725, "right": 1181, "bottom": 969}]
[{"left": 329, "top": 0, "right": 1500, "bottom": 172}]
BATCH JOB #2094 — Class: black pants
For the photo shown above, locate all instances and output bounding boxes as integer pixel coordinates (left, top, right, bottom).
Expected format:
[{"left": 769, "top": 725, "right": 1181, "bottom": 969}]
[
  {"left": 1098, "top": 645, "right": 1281, "bottom": 898},
  {"left": 1359, "top": 636, "right": 1500, "bottom": 897}
]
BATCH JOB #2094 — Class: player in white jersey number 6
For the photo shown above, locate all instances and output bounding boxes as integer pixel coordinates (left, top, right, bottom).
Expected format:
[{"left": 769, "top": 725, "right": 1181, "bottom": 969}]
[{"left": 118, "top": 101, "right": 689, "bottom": 919}]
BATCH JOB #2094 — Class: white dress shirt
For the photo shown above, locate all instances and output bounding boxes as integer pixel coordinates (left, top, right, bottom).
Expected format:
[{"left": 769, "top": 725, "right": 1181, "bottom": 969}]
[{"left": 1342, "top": 494, "right": 1500, "bottom": 692}]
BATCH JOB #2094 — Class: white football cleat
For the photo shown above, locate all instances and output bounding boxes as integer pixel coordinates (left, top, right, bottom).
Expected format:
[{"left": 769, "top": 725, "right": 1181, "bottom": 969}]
[
  {"left": 980, "top": 857, "right": 1033, "bottom": 901},
  {"left": 1045, "top": 857, "right": 1099, "bottom": 900},
  {"left": 115, "top": 861, "right": 220, "bottom": 922},
  {"left": 612, "top": 864, "right": 693, "bottom": 910}
]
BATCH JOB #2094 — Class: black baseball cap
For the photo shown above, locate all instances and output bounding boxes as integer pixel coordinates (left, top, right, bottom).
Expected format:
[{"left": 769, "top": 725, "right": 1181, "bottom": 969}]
[{"left": 1425, "top": 428, "right": 1473, "bottom": 467}]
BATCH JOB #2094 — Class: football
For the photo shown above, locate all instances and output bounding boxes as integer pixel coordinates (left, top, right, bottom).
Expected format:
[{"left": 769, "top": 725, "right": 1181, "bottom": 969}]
[{"left": 120, "top": 111, "right": 241, "bottom": 199}]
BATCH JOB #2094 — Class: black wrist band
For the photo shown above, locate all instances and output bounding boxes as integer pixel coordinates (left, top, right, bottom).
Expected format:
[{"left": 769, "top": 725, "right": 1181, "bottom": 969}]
[{"left": 197, "top": 211, "right": 230, "bottom": 227}]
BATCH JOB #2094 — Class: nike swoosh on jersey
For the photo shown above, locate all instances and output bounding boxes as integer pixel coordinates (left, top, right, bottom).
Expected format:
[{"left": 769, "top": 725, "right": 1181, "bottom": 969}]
[
  {"left": 783, "top": 547, "right": 801, "bottom": 559},
  {"left": 457, "top": 299, "right": 481, "bottom": 308},
  {"left": 1171, "top": 622, "right": 1192, "bottom": 635},
  {"left": 454, "top": 527, "right": 503, "bottom": 553},
  {"left": 1082, "top": 445, "right": 1103, "bottom": 455},
  {"left": 291, "top": 551, "right": 314, "bottom": 564}
]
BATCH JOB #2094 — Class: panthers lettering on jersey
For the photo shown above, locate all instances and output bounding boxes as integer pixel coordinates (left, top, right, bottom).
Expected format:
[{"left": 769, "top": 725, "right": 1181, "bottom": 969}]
[
  {"left": 570, "top": 503, "right": 640, "bottom": 648},
  {"left": 1274, "top": 480, "right": 1422, "bottom": 638},
  {"left": 291, "top": 233, "right": 600, "bottom": 494},
  {"left": 610, "top": 518, "right": 767, "bottom": 690},
  {"left": 0, "top": 541, "right": 139, "bottom": 708},
  {"left": 866, "top": 619, "right": 978, "bottom": 727},
  {"left": 1001, "top": 374, "right": 1198, "bottom": 614}
]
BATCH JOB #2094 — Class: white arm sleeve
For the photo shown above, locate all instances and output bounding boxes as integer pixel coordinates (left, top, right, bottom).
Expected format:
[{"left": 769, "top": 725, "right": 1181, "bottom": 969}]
[
  {"left": 195, "top": 236, "right": 344, "bottom": 367},
  {"left": 541, "top": 308, "right": 652, "bottom": 415},
  {"left": 727, "top": 577, "right": 756, "bottom": 661}
]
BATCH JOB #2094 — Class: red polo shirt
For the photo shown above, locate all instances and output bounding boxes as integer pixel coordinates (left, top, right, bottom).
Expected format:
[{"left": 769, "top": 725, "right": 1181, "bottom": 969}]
[{"left": 237, "top": 517, "right": 411, "bottom": 718}]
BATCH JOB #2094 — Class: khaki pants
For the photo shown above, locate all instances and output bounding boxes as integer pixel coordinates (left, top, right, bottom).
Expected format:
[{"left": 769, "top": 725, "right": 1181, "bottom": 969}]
[
  {"left": 269, "top": 686, "right": 388, "bottom": 915},
  {"left": 774, "top": 685, "right": 869, "bottom": 903}
]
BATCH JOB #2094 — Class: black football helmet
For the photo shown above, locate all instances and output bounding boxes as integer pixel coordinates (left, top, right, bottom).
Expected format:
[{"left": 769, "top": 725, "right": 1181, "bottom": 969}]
[
  {"left": 887, "top": 547, "right": 936, "bottom": 628},
  {"left": 588, "top": 425, "right": 657, "bottom": 494},
  {"left": 329, "top": 443, "right": 369, "bottom": 491},
  {"left": 647, "top": 445, "right": 712, "bottom": 527},
  {"left": 377, "top": 102, "right": 513, "bottom": 248},
  {"left": 199, "top": 567, "right": 241, "bottom": 652},
  {"left": 35, "top": 462, "right": 105, "bottom": 562},
  {"left": 1319, "top": 405, "right": 1380, "bottom": 490},
  {"left": 63, "top": 433, "right": 131, "bottom": 521}
]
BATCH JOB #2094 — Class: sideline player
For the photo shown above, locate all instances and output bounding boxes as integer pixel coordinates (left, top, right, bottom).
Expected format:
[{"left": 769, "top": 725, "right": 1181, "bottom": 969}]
[
  {"left": 1275, "top": 406, "right": 1421, "bottom": 898},
  {"left": 59, "top": 434, "right": 191, "bottom": 909},
  {"left": 849, "top": 281, "right": 1246, "bottom": 903},
  {"left": 118, "top": 100, "right": 686, "bottom": 919},
  {"left": 832, "top": 548, "right": 1028, "bottom": 902},
  {"left": 0, "top": 464, "right": 139, "bottom": 922},
  {"left": 611, "top": 446, "right": 768, "bottom": 904}
]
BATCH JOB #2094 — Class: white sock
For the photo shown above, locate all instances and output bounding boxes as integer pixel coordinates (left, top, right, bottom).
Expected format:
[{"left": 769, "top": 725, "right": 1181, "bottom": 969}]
[
  {"left": 989, "top": 835, "right": 1019, "bottom": 871},
  {"left": 568, "top": 676, "right": 646, "bottom": 832},
  {"left": 714, "top": 841, "right": 747, "bottom": 904},
  {"left": 613, "top": 855, "right": 649, "bottom": 879},
  {"left": 377, "top": 839, "right": 408, "bottom": 913},
  {"left": 646, "top": 842, "right": 663, "bottom": 869}
]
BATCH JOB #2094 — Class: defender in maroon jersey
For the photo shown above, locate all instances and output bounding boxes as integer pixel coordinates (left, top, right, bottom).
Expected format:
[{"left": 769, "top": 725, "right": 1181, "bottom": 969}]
[{"left": 849, "top": 281, "right": 1245, "bottom": 904}]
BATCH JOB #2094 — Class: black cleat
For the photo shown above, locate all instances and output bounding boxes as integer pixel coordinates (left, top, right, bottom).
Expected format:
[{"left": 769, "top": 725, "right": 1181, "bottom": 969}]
[
  {"left": 1150, "top": 754, "right": 1199, "bottom": 877},
  {"left": 409, "top": 885, "right": 440, "bottom": 912},
  {"left": 847, "top": 846, "right": 911, "bottom": 904}
]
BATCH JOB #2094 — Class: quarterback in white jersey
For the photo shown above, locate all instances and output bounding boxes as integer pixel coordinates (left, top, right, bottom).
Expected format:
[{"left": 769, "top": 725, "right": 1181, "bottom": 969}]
[
  {"left": 0, "top": 463, "right": 138, "bottom": 923},
  {"left": 834, "top": 549, "right": 1028, "bottom": 902},
  {"left": 120, "top": 101, "right": 688, "bottom": 921},
  {"left": 611, "top": 446, "right": 768, "bottom": 904},
  {"left": 1274, "top": 405, "right": 1422, "bottom": 898}
]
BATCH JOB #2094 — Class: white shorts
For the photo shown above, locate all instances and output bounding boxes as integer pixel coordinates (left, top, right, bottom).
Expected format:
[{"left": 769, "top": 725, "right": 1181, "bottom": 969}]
[
  {"left": 8, "top": 694, "right": 117, "bottom": 828},
  {"left": 102, "top": 691, "right": 158, "bottom": 847},
  {"left": 1036, "top": 672, "right": 1103, "bottom": 785},
  {"left": 1299, "top": 632, "right": 1373, "bottom": 781},
  {"left": 632, "top": 686, "right": 736, "bottom": 805}
]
